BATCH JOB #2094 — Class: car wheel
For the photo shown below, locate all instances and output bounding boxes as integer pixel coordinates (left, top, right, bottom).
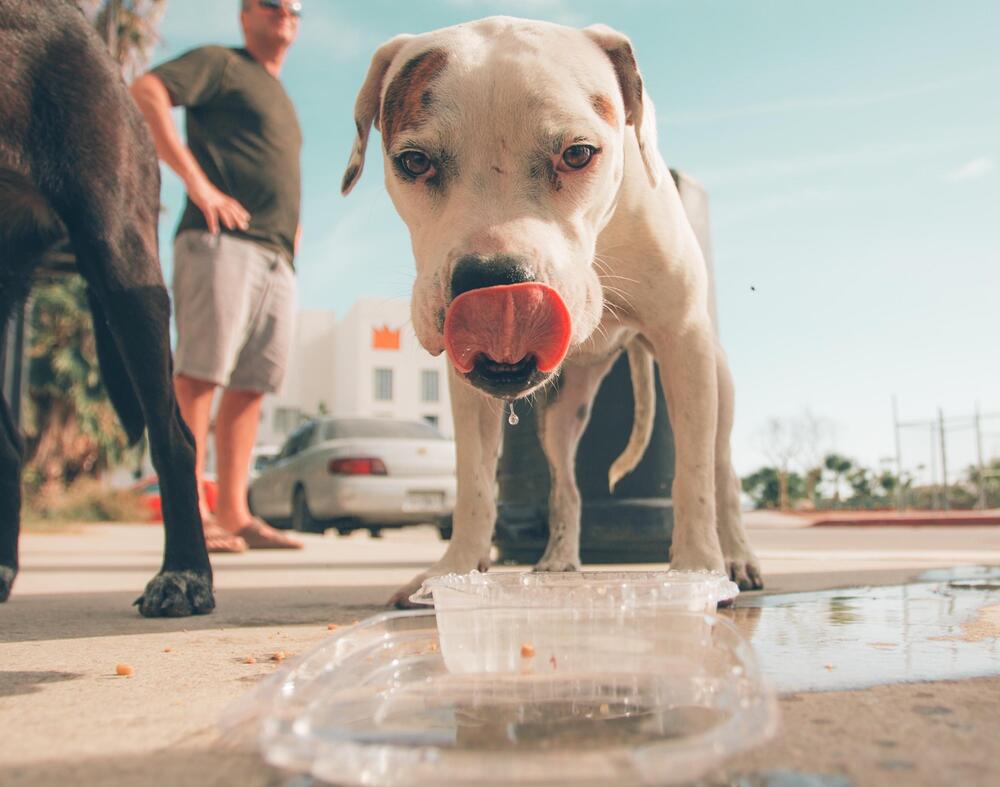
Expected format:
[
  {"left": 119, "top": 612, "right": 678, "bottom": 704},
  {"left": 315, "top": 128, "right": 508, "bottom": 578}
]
[
  {"left": 437, "top": 515, "right": 453, "bottom": 541},
  {"left": 291, "top": 485, "right": 323, "bottom": 533}
]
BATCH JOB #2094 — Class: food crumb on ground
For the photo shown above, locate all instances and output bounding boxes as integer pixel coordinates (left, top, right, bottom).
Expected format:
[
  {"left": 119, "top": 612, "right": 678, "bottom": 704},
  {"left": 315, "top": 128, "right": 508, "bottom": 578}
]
[
  {"left": 115, "top": 663, "right": 134, "bottom": 677},
  {"left": 271, "top": 651, "right": 288, "bottom": 662},
  {"left": 243, "top": 656, "right": 256, "bottom": 664},
  {"left": 549, "top": 655, "right": 558, "bottom": 669},
  {"left": 327, "top": 623, "right": 338, "bottom": 630},
  {"left": 825, "top": 663, "right": 836, "bottom": 671},
  {"left": 520, "top": 643, "right": 535, "bottom": 658},
  {"left": 163, "top": 647, "right": 172, "bottom": 653}
]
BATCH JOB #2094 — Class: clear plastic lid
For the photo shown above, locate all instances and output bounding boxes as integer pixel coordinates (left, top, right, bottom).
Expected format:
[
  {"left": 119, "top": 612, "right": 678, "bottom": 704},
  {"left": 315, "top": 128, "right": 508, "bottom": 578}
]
[
  {"left": 410, "top": 569, "right": 740, "bottom": 613},
  {"left": 246, "top": 607, "right": 778, "bottom": 787}
]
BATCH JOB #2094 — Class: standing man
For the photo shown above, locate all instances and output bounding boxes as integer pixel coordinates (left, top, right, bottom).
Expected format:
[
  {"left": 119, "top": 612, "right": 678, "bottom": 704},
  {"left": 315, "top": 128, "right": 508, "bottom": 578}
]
[{"left": 131, "top": 0, "right": 304, "bottom": 551}]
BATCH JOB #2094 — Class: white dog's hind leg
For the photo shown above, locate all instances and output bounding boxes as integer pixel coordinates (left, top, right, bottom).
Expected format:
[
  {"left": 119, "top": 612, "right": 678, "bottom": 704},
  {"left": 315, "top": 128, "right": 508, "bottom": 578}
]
[
  {"left": 648, "top": 321, "right": 726, "bottom": 574},
  {"left": 715, "top": 346, "right": 763, "bottom": 589},
  {"left": 534, "top": 356, "right": 617, "bottom": 572},
  {"left": 388, "top": 367, "right": 504, "bottom": 607}
]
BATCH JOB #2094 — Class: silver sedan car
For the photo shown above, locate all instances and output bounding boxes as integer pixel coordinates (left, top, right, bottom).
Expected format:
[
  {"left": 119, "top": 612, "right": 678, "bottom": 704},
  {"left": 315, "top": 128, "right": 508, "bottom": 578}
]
[{"left": 248, "top": 418, "right": 456, "bottom": 538}]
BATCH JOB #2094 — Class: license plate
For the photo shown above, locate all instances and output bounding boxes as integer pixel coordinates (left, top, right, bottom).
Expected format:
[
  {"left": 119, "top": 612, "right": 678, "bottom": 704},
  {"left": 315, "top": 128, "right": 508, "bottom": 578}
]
[{"left": 403, "top": 491, "right": 445, "bottom": 512}]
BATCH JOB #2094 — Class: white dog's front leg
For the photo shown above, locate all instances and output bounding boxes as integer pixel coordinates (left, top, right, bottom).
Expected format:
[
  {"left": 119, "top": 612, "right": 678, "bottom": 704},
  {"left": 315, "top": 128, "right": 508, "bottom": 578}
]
[
  {"left": 388, "top": 366, "right": 504, "bottom": 607},
  {"left": 648, "top": 321, "right": 726, "bottom": 574},
  {"left": 535, "top": 356, "right": 617, "bottom": 572},
  {"left": 715, "top": 345, "right": 763, "bottom": 589}
]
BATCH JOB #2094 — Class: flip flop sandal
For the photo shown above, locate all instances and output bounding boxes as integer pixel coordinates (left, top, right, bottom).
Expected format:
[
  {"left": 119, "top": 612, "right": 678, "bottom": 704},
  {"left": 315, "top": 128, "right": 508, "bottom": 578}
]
[
  {"left": 236, "top": 517, "right": 304, "bottom": 550},
  {"left": 202, "top": 514, "right": 248, "bottom": 553}
]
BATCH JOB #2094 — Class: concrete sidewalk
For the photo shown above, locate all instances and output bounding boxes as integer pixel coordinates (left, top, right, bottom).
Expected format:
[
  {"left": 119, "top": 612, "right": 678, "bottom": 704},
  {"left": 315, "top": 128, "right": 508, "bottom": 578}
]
[{"left": 3, "top": 522, "right": 1000, "bottom": 786}]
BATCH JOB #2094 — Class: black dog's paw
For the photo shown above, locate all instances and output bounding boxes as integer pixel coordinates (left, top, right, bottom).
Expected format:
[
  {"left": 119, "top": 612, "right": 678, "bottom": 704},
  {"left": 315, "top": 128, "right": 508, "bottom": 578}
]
[
  {"left": 134, "top": 570, "right": 215, "bottom": 618},
  {"left": 0, "top": 565, "right": 16, "bottom": 602}
]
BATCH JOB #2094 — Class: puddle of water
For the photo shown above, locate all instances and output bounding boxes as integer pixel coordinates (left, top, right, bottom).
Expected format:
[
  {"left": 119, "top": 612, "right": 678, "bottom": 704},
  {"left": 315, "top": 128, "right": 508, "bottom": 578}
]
[{"left": 724, "top": 565, "right": 1000, "bottom": 692}]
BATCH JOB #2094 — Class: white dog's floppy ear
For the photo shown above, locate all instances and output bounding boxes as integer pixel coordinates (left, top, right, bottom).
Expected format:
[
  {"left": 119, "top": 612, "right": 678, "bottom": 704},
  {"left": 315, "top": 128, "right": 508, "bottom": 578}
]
[
  {"left": 582, "top": 25, "right": 663, "bottom": 188},
  {"left": 341, "top": 34, "right": 415, "bottom": 196}
]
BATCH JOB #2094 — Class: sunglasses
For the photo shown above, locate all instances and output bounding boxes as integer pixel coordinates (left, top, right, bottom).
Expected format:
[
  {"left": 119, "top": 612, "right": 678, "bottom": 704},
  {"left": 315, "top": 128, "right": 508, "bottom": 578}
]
[{"left": 258, "top": 0, "right": 302, "bottom": 17}]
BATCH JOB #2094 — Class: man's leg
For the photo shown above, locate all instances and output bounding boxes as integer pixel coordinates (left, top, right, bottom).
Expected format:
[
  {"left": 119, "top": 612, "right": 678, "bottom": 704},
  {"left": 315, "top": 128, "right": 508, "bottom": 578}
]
[
  {"left": 173, "top": 374, "right": 216, "bottom": 519},
  {"left": 213, "top": 387, "right": 259, "bottom": 529},
  {"left": 173, "top": 373, "right": 248, "bottom": 553},
  {"left": 214, "top": 386, "right": 302, "bottom": 547}
]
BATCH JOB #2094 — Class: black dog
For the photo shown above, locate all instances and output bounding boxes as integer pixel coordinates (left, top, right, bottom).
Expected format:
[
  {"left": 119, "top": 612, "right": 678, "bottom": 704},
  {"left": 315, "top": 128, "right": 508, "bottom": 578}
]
[{"left": 0, "top": 0, "right": 213, "bottom": 616}]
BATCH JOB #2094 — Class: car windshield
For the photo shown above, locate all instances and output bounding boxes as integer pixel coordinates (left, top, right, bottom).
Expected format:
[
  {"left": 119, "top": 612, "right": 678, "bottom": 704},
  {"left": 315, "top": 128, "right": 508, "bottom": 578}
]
[{"left": 323, "top": 419, "right": 446, "bottom": 441}]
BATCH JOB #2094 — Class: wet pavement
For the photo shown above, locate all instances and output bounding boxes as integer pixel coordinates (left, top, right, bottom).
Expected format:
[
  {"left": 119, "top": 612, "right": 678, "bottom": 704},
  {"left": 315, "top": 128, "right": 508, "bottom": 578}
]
[{"left": 726, "top": 565, "right": 1000, "bottom": 692}]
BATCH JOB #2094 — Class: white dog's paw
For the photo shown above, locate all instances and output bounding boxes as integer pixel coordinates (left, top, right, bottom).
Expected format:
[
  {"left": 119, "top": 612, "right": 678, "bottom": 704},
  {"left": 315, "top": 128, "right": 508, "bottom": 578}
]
[
  {"left": 387, "top": 554, "right": 491, "bottom": 609},
  {"left": 533, "top": 551, "right": 581, "bottom": 573},
  {"left": 725, "top": 549, "right": 764, "bottom": 591},
  {"left": 669, "top": 543, "right": 726, "bottom": 576}
]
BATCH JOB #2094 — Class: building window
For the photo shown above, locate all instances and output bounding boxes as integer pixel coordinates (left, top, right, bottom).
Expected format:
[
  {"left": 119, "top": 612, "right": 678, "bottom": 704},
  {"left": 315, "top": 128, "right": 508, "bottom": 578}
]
[
  {"left": 373, "top": 368, "right": 393, "bottom": 401},
  {"left": 423, "top": 414, "right": 439, "bottom": 427},
  {"left": 420, "top": 369, "right": 440, "bottom": 403}
]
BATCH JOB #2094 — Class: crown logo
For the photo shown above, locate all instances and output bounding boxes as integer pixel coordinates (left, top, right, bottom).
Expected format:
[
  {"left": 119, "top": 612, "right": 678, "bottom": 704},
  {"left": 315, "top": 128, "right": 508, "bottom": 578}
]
[{"left": 372, "top": 325, "right": 401, "bottom": 350}]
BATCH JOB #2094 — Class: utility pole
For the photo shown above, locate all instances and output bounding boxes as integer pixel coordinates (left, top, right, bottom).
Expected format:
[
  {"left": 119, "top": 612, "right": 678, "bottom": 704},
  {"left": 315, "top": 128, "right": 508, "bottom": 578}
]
[
  {"left": 975, "top": 403, "right": 987, "bottom": 510},
  {"left": 928, "top": 423, "right": 939, "bottom": 509},
  {"left": 938, "top": 408, "right": 949, "bottom": 510},
  {"left": 892, "top": 396, "right": 903, "bottom": 510}
]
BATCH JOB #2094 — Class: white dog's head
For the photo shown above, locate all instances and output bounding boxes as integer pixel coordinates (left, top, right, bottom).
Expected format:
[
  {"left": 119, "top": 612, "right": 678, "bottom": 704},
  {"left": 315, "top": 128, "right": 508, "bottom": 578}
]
[{"left": 343, "top": 17, "right": 660, "bottom": 399}]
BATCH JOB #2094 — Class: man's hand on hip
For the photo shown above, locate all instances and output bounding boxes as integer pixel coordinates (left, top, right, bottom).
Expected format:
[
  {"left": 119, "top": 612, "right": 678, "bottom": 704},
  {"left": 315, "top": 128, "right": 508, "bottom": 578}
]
[{"left": 186, "top": 174, "right": 251, "bottom": 235}]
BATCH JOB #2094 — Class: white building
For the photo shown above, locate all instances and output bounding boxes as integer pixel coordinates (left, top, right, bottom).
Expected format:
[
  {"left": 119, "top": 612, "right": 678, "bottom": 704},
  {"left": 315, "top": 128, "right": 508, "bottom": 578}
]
[{"left": 257, "top": 297, "right": 454, "bottom": 450}]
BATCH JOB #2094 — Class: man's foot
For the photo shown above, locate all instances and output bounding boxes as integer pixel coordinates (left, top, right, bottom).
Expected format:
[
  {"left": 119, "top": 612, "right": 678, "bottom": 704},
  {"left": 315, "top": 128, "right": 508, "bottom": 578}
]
[
  {"left": 236, "top": 517, "right": 304, "bottom": 549},
  {"left": 203, "top": 515, "right": 248, "bottom": 553}
]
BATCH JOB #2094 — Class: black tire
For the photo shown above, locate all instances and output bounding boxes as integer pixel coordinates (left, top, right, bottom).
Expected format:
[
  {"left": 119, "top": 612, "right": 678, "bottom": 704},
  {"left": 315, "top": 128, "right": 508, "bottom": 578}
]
[
  {"left": 291, "top": 485, "right": 323, "bottom": 533},
  {"left": 368, "top": 527, "right": 383, "bottom": 539},
  {"left": 437, "top": 514, "right": 453, "bottom": 540}
]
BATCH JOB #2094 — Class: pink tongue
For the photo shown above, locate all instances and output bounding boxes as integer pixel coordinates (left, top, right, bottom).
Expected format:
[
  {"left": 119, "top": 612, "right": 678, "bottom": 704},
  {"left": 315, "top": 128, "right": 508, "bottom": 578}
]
[{"left": 444, "top": 283, "right": 572, "bottom": 374}]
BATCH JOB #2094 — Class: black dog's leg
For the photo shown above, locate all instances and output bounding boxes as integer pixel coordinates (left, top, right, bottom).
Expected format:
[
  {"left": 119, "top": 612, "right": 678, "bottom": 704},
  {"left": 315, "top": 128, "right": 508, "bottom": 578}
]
[
  {"left": 66, "top": 194, "right": 213, "bottom": 616},
  {"left": 91, "top": 278, "right": 215, "bottom": 617},
  {"left": 0, "top": 318, "right": 24, "bottom": 602}
]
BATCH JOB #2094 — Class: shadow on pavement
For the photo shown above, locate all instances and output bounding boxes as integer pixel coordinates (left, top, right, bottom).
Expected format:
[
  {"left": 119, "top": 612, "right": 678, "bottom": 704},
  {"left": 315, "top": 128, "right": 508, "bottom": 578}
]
[
  {"left": 0, "top": 585, "right": 396, "bottom": 643},
  {"left": 5, "top": 746, "right": 291, "bottom": 787},
  {"left": 0, "top": 670, "right": 84, "bottom": 698}
]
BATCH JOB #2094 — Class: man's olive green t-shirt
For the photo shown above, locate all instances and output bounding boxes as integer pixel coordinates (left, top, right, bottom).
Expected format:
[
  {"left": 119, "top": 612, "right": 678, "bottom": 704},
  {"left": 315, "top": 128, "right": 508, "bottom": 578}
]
[{"left": 152, "top": 46, "right": 301, "bottom": 264}]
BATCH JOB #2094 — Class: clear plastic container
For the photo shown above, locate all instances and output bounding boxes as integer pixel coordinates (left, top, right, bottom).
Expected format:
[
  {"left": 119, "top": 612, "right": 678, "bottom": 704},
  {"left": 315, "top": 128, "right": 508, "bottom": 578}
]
[
  {"left": 410, "top": 569, "right": 740, "bottom": 614},
  {"left": 252, "top": 607, "right": 778, "bottom": 787}
]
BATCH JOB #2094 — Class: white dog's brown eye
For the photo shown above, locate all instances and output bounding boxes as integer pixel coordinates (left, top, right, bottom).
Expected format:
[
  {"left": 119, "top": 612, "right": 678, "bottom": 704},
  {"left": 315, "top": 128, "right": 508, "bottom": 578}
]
[
  {"left": 561, "top": 144, "right": 596, "bottom": 170},
  {"left": 397, "top": 150, "right": 433, "bottom": 178}
]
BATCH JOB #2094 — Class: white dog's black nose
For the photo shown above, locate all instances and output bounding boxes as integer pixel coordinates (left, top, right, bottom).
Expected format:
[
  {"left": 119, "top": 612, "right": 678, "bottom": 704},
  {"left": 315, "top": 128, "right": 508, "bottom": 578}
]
[{"left": 450, "top": 254, "right": 535, "bottom": 300}]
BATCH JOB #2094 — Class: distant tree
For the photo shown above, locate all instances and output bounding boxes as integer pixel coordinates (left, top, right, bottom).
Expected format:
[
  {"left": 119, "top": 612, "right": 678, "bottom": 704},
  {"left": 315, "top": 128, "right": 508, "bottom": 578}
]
[
  {"left": 796, "top": 409, "right": 835, "bottom": 505},
  {"left": 966, "top": 458, "right": 1000, "bottom": 509},
  {"left": 756, "top": 417, "right": 803, "bottom": 510},
  {"left": 847, "top": 467, "right": 873, "bottom": 503},
  {"left": 24, "top": 279, "right": 134, "bottom": 492},
  {"left": 79, "top": 0, "right": 169, "bottom": 83},
  {"left": 823, "top": 453, "right": 853, "bottom": 505},
  {"left": 742, "top": 466, "right": 806, "bottom": 510}
]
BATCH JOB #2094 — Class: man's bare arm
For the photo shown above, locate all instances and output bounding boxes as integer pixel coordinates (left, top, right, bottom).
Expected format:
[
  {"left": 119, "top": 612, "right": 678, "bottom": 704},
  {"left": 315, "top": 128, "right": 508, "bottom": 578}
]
[{"left": 130, "top": 74, "right": 250, "bottom": 234}]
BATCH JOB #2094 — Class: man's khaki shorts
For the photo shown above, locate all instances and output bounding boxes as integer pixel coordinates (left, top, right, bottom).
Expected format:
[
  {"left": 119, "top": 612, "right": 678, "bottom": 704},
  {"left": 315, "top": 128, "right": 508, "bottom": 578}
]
[{"left": 172, "top": 231, "right": 295, "bottom": 394}]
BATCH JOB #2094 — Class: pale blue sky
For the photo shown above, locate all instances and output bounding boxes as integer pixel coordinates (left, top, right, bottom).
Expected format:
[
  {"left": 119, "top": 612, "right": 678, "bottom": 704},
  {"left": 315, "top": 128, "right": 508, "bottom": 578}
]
[{"left": 149, "top": 0, "right": 1000, "bottom": 477}]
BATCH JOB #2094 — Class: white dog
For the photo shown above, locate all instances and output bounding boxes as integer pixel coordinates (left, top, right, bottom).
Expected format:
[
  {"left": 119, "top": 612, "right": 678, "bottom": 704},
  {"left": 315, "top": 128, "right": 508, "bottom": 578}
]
[{"left": 341, "top": 17, "right": 762, "bottom": 605}]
